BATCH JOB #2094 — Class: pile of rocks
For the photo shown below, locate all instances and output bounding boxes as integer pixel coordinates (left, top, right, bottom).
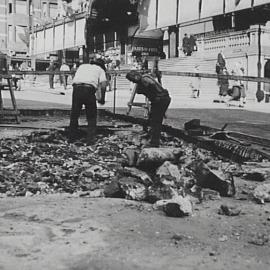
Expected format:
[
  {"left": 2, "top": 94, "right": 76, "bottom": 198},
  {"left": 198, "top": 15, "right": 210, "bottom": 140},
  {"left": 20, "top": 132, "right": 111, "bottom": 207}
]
[{"left": 0, "top": 125, "right": 269, "bottom": 217}]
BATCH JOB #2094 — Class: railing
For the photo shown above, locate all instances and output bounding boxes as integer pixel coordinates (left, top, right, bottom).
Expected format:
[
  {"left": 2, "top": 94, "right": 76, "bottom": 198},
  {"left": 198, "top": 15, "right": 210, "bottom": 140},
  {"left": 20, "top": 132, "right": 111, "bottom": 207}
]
[
  {"left": 195, "top": 25, "right": 270, "bottom": 53},
  {"left": 196, "top": 29, "right": 252, "bottom": 52}
]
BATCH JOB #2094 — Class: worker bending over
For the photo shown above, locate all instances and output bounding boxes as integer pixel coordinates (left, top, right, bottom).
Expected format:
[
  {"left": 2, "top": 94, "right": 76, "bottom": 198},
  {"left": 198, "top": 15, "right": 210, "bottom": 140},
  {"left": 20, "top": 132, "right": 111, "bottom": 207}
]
[
  {"left": 69, "top": 58, "right": 107, "bottom": 144},
  {"left": 126, "top": 70, "right": 171, "bottom": 147}
]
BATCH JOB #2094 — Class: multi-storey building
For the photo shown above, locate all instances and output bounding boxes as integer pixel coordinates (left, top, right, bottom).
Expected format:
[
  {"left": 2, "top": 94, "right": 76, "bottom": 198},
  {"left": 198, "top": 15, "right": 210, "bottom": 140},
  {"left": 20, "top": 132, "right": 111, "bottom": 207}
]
[{"left": 0, "top": 0, "right": 58, "bottom": 67}]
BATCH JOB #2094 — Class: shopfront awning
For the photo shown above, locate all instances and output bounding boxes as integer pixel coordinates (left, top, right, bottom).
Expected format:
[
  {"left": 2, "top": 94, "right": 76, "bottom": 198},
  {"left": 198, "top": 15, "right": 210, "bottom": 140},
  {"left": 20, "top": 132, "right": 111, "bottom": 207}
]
[
  {"left": 30, "top": 17, "right": 86, "bottom": 56},
  {"left": 134, "top": 29, "right": 163, "bottom": 39}
]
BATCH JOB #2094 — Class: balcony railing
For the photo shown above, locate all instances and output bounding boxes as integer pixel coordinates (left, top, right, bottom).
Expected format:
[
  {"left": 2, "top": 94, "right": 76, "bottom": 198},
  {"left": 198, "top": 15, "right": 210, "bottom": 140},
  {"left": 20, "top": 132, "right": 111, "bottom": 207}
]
[{"left": 194, "top": 26, "right": 270, "bottom": 53}]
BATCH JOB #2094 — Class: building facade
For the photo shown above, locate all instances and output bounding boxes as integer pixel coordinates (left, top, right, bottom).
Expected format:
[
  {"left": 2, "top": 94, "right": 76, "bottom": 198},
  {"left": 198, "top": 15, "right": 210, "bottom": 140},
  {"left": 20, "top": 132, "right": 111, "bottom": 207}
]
[
  {"left": 28, "top": 0, "right": 270, "bottom": 82},
  {"left": 0, "top": 0, "right": 58, "bottom": 67}
]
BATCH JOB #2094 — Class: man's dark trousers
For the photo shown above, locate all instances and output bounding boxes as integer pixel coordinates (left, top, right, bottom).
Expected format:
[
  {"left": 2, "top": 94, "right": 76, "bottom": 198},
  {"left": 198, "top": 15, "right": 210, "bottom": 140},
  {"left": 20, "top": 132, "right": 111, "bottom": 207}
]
[
  {"left": 149, "top": 96, "right": 171, "bottom": 147},
  {"left": 49, "top": 75, "right": 54, "bottom": 89},
  {"left": 69, "top": 84, "right": 97, "bottom": 143}
]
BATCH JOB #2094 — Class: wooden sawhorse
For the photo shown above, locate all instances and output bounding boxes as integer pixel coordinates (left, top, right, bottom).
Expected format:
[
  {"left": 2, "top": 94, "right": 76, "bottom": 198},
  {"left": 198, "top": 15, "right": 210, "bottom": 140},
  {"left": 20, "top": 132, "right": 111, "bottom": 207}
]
[
  {"left": 0, "top": 76, "right": 20, "bottom": 124},
  {"left": 127, "top": 83, "right": 150, "bottom": 118}
]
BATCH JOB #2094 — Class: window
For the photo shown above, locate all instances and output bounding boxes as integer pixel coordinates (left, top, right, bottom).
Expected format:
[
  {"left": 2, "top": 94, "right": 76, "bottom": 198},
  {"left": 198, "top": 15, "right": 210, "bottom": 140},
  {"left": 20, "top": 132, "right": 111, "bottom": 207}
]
[
  {"left": 8, "top": 25, "right": 13, "bottom": 42},
  {"left": 42, "top": 2, "right": 47, "bottom": 17},
  {"left": 49, "top": 3, "right": 58, "bottom": 18},
  {"left": 8, "top": 3, "right": 12, "bottom": 13}
]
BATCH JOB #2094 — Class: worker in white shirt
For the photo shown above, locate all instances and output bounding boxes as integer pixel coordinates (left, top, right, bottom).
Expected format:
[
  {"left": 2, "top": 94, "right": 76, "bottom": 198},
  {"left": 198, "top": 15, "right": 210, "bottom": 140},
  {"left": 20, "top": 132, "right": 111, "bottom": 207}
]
[{"left": 69, "top": 58, "right": 107, "bottom": 144}]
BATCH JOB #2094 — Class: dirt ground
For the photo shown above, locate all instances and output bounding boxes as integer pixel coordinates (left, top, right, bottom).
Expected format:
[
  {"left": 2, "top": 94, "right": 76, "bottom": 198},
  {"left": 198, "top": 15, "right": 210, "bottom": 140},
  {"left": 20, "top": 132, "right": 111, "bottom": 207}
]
[
  {"left": 0, "top": 194, "right": 269, "bottom": 270},
  {"left": 0, "top": 113, "right": 270, "bottom": 270}
]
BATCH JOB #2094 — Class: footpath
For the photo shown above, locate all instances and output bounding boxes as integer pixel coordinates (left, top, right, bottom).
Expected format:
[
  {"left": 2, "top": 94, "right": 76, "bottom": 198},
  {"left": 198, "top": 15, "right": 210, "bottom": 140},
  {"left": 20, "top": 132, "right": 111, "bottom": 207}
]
[{"left": 1, "top": 81, "right": 270, "bottom": 138}]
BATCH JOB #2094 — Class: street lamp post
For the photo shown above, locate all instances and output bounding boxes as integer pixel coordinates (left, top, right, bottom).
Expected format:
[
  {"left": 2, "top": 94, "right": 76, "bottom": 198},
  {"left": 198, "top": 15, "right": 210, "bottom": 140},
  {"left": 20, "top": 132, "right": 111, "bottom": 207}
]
[{"left": 256, "top": 24, "right": 265, "bottom": 102}]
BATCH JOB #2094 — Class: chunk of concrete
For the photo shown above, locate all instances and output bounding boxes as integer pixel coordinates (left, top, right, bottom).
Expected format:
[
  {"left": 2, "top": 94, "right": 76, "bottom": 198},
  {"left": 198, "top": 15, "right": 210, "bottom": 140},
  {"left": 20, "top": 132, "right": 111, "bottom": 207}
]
[
  {"left": 146, "top": 185, "right": 178, "bottom": 204},
  {"left": 119, "top": 177, "right": 147, "bottom": 201},
  {"left": 218, "top": 204, "right": 241, "bottom": 216},
  {"left": 156, "top": 161, "right": 182, "bottom": 184},
  {"left": 253, "top": 183, "right": 270, "bottom": 204},
  {"left": 189, "top": 161, "right": 235, "bottom": 197},
  {"left": 137, "top": 148, "right": 183, "bottom": 169},
  {"left": 121, "top": 167, "right": 153, "bottom": 186},
  {"left": 154, "top": 195, "right": 193, "bottom": 217}
]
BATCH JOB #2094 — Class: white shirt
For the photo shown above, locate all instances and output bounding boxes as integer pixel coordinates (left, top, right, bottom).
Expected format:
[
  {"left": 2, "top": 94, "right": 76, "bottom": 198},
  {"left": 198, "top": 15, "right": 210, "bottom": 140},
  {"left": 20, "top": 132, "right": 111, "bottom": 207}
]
[
  {"left": 73, "top": 64, "right": 107, "bottom": 88},
  {"left": 60, "top": 64, "right": 70, "bottom": 71}
]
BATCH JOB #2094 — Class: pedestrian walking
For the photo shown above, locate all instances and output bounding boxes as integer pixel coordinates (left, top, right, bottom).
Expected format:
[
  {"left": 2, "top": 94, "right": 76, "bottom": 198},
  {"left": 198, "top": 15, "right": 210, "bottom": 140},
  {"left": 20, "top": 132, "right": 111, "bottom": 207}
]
[
  {"left": 60, "top": 61, "right": 70, "bottom": 90},
  {"left": 126, "top": 70, "right": 171, "bottom": 147},
  {"left": 230, "top": 61, "right": 246, "bottom": 107},
  {"left": 47, "top": 60, "right": 55, "bottom": 89},
  {"left": 69, "top": 58, "right": 107, "bottom": 145},
  {"left": 182, "top": 33, "right": 189, "bottom": 56},
  {"left": 190, "top": 64, "right": 201, "bottom": 98},
  {"left": 216, "top": 50, "right": 226, "bottom": 74},
  {"left": 71, "top": 63, "right": 78, "bottom": 79},
  {"left": 151, "top": 59, "right": 162, "bottom": 84},
  {"left": 217, "top": 67, "right": 229, "bottom": 103}
]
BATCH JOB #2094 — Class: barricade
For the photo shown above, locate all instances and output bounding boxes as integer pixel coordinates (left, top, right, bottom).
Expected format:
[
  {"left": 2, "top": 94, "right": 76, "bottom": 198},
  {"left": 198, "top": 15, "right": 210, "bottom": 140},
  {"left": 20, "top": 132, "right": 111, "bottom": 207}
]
[{"left": 1, "top": 69, "right": 270, "bottom": 120}]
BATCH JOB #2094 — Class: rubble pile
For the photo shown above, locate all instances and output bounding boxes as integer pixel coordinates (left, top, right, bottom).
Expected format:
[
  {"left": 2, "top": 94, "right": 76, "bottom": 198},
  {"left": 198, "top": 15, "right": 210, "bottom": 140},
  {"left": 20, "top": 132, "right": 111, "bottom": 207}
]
[{"left": 0, "top": 123, "right": 269, "bottom": 217}]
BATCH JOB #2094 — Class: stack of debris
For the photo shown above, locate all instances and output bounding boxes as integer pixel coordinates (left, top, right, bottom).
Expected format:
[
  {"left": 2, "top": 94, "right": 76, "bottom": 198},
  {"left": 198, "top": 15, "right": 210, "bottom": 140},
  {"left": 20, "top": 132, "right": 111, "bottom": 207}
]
[{"left": 0, "top": 122, "right": 269, "bottom": 218}]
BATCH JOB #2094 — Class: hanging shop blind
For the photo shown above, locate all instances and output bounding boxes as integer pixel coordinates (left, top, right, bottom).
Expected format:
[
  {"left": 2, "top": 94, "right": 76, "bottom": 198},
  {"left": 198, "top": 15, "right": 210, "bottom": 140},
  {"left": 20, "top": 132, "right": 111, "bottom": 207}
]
[
  {"left": 225, "top": 0, "right": 252, "bottom": 13},
  {"left": 178, "top": 0, "right": 200, "bottom": 23},
  {"left": 142, "top": 0, "right": 157, "bottom": 31},
  {"left": 157, "top": 0, "right": 177, "bottom": 28},
  {"left": 201, "top": 0, "right": 224, "bottom": 18},
  {"left": 36, "top": 30, "right": 44, "bottom": 55},
  {"left": 64, "top": 21, "right": 75, "bottom": 48},
  {"left": 254, "top": 0, "right": 270, "bottom": 7},
  {"left": 54, "top": 24, "right": 64, "bottom": 51},
  {"left": 75, "top": 18, "right": 86, "bottom": 47},
  {"left": 44, "top": 27, "right": 54, "bottom": 53}
]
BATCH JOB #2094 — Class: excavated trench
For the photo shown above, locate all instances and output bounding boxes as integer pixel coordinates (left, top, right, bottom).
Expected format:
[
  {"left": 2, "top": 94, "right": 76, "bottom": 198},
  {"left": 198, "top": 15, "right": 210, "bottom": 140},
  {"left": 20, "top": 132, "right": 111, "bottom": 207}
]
[{"left": 1, "top": 110, "right": 269, "bottom": 207}]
